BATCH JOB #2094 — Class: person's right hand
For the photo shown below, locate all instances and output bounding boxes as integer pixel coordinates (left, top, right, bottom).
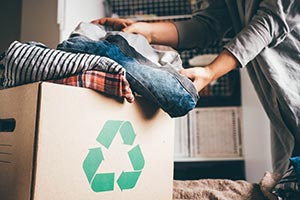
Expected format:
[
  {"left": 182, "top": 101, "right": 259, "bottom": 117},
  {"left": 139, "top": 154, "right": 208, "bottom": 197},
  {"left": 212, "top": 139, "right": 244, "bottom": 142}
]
[
  {"left": 179, "top": 67, "right": 214, "bottom": 93},
  {"left": 91, "top": 17, "right": 134, "bottom": 31}
]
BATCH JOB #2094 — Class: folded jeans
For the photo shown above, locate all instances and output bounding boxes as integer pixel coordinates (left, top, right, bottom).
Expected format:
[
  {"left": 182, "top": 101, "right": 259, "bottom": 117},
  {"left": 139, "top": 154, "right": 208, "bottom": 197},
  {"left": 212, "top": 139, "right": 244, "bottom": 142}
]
[{"left": 57, "top": 36, "right": 199, "bottom": 117}]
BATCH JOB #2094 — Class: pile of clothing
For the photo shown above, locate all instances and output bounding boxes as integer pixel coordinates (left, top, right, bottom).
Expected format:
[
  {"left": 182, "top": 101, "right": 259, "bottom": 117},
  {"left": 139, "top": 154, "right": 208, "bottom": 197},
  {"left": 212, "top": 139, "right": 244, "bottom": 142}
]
[{"left": 0, "top": 22, "right": 199, "bottom": 117}]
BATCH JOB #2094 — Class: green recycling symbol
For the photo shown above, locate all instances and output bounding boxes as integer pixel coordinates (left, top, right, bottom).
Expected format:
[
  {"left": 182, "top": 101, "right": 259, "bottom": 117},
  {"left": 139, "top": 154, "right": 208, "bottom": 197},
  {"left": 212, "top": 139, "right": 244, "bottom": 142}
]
[{"left": 83, "top": 120, "right": 145, "bottom": 192}]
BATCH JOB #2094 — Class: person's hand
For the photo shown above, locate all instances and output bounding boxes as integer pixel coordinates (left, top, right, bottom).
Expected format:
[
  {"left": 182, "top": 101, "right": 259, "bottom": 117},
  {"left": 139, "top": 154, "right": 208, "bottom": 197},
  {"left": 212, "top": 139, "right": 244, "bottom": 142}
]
[
  {"left": 122, "top": 22, "right": 153, "bottom": 43},
  {"left": 180, "top": 50, "right": 239, "bottom": 92},
  {"left": 179, "top": 67, "right": 214, "bottom": 92},
  {"left": 91, "top": 17, "right": 134, "bottom": 31},
  {"left": 91, "top": 18, "right": 152, "bottom": 43}
]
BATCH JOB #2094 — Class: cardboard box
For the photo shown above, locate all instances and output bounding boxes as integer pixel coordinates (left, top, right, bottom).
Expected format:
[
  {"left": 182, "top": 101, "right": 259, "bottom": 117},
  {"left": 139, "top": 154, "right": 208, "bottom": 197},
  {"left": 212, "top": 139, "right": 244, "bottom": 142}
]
[{"left": 0, "top": 82, "right": 174, "bottom": 200}]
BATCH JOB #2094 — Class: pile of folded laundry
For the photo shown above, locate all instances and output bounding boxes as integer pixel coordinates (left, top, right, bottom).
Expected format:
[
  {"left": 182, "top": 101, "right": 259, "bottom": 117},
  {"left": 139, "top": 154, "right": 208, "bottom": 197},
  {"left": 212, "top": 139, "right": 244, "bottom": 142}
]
[{"left": 0, "top": 22, "right": 199, "bottom": 118}]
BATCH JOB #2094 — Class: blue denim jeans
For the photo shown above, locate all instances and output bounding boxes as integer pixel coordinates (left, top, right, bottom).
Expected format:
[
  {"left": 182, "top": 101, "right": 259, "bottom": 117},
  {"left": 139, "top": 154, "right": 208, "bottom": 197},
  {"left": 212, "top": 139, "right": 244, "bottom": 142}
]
[
  {"left": 71, "top": 22, "right": 182, "bottom": 69},
  {"left": 57, "top": 35, "right": 199, "bottom": 117}
]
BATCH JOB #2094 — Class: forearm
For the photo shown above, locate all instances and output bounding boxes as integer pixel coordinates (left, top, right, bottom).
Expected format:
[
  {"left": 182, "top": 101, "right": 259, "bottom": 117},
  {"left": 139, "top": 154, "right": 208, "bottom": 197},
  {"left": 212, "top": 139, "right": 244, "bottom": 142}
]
[
  {"left": 179, "top": 50, "right": 238, "bottom": 92},
  {"left": 92, "top": 18, "right": 179, "bottom": 48},
  {"left": 206, "top": 50, "right": 239, "bottom": 82},
  {"left": 123, "top": 21, "right": 179, "bottom": 48},
  {"left": 174, "top": 0, "right": 231, "bottom": 50},
  {"left": 146, "top": 22, "right": 179, "bottom": 48}
]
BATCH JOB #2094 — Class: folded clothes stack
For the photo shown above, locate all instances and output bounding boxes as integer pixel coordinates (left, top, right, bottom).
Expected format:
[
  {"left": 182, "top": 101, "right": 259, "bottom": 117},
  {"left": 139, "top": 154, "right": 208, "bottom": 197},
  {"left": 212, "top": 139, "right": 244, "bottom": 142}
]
[
  {"left": 1, "top": 41, "right": 134, "bottom": 103},
  {"left": 0, "top": 22, "right": 199, "bottom": 117}
]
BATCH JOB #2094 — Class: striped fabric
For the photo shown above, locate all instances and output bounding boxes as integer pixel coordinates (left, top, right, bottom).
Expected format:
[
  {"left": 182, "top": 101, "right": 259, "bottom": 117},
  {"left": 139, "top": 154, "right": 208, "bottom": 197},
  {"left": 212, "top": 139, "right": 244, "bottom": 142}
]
[
  {"left": 1, "top": 41, "right": 134, "bottom": 102},
  {"left": 3, "top": 41, "right": 124, "bottom": 88},
  {"left": 51, "top": 70, "right": 135, "bottom": 103},
  {"left": 272, "top": 157, "right": 300, "bottom": 199}
]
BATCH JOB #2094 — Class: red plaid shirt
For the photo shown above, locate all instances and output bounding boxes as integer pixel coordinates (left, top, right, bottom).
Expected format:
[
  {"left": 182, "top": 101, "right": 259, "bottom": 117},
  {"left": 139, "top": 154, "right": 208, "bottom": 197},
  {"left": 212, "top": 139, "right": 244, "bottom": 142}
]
[{"left": 51, "top": 70, "right": 134, "bottom": 103}]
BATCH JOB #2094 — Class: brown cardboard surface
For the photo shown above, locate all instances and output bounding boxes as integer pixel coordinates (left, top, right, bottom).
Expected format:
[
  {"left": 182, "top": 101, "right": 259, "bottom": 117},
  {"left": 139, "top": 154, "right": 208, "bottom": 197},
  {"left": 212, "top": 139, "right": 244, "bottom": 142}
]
[
  {"left": 1, "top": 82, "right": 174, "bottom": 200},
  {"left": 0, "top": 83, "right": 40, "bottom": 200}
]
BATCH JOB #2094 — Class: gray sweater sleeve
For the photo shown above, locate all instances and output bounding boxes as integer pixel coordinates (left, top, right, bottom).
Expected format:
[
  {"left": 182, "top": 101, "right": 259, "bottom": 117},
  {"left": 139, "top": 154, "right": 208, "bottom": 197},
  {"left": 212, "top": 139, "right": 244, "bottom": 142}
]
[
  {"left": 224, "top": 0, "right": 300, "bottom": 67},
  {"left": 174, "top": 0, "right": 231, "bottom": 50}
]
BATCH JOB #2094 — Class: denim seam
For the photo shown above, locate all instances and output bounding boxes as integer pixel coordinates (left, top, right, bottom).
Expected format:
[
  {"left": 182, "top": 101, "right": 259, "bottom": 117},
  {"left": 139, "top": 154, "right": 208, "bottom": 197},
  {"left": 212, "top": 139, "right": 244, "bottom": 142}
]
[
  {"left": 159, "top": 67, "right": 199, "bottom": 101},
  {"left": 126, "top": 72, "right": 165, "bottom": 109}
]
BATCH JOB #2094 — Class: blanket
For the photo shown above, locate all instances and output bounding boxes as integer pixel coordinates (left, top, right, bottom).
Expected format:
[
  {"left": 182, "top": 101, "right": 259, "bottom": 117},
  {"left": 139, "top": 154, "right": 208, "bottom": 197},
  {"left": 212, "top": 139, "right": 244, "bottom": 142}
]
[
  {"left": 173, "top": 171, "right": 283, "bottom": 200},
  {"left": 173, "top": 179, "right": 265, "bottom": 200}
]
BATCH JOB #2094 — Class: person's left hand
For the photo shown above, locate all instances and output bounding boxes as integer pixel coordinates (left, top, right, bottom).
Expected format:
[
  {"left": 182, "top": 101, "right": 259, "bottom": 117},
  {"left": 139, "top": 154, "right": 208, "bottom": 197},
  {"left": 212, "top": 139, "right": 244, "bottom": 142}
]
[
  {"left": 179, "top": 67, "right": 213, "bottom": 92},
  {"left": 180, "top": 50, "right": 239, "bottom": 93}
]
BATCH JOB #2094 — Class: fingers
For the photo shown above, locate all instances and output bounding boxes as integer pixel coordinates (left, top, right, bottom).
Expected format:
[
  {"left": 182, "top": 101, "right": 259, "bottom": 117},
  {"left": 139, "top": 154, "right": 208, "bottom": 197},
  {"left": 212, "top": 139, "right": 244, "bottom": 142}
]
[
  {"left": 179, "top": 67, "right": 211, "bottom": 92},
  {"left": 122, "top": 22, "right": 152, "bottom": 43},
  {"left": 91, "top": 18, "right": 108, "bottom": 25},
  {"left": 122, "top": 26, "right": 134, "bottom": 33},
  {"left": 179, "top": 68, "right": 199, "bottom": 91},
  {"left": 179, "top": 68, "right": 197, "bottom": 81},
  {"left": 120, "top": 20, "right": 134, "bottom": 29},
  {"left": 122, "top": 22, "right": 140, "bottom": 33},
  {"left": 91, "top": 18, "right": 117, "bottom": 27},
  {"left": 91, "top": 18, "right": 135, "bottom": 31}
]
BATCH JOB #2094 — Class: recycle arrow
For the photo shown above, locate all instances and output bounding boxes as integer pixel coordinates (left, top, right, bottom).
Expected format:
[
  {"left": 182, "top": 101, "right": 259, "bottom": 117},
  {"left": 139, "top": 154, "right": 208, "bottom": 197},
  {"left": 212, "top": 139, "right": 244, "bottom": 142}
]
[{"left": 83, "top": 120, "right": 145, "bottom": 192}]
